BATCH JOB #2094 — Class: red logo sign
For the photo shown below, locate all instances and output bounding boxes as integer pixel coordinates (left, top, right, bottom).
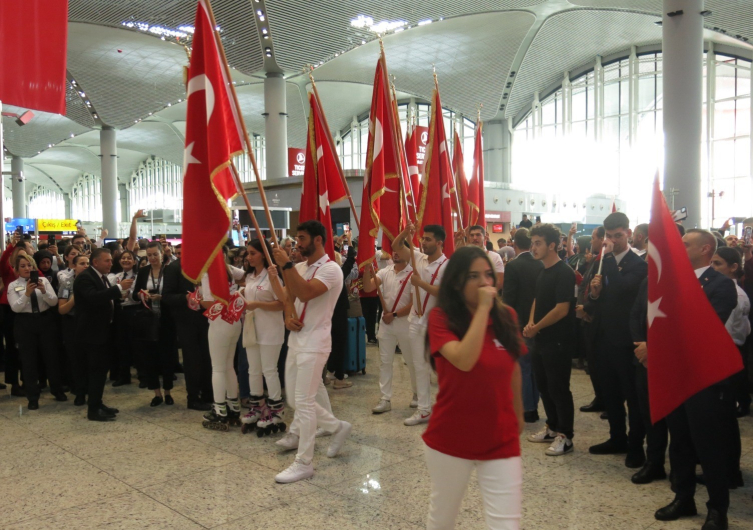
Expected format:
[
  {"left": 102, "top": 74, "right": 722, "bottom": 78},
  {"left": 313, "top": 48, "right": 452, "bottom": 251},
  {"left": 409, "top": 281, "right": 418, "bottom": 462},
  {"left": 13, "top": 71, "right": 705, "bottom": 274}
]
[
  {"left": 288, "top": 148, "right": 306, "bottom": 177},
  {"left": 415, "top": 125, "right": 429, "bottom": 174},
  {"left": 492, "top": 224, "right": 504, "bottom": 233}
]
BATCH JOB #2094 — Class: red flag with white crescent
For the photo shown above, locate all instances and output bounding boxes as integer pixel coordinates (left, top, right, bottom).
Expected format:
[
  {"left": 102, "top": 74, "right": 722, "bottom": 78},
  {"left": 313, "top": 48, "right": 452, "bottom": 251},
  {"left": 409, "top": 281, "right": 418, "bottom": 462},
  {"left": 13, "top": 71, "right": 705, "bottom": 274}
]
[
  {"left": 468, "top": 121, "right": 485, "bottom": 227},
  {"left": 452, "top": 129, "right": 470, "bottom": 228},
  {"left": 181, "top": 0, "right": 244, "bottom": 304}
]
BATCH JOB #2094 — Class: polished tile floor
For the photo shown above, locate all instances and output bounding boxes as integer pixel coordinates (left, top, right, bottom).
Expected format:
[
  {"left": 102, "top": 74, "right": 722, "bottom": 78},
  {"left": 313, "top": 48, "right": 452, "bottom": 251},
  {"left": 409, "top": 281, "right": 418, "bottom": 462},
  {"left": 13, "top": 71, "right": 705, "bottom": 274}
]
[{"left": 1, "top": 345, "right": 752, "bottom": 529}]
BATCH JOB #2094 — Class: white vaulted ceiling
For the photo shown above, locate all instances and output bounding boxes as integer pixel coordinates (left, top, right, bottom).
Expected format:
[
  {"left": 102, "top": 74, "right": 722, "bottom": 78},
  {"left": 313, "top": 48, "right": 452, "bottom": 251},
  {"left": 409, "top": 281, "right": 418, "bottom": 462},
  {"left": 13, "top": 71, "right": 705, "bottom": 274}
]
[{"left": 3, "top": 0, "right": 753, "bottom": 195}]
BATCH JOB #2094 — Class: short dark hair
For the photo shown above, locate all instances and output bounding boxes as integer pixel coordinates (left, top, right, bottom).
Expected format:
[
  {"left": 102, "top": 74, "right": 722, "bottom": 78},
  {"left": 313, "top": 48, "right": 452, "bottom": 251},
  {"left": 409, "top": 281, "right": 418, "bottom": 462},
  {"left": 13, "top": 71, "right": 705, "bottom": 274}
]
[
  {"left": 423, "top": 224, "right": 446, "bottom": 242},
  {"left": 513, "top": 228, "right": 532, "bottom": 250},
  {"left": 497, "top": 238, "right": 506, "bottom": 245},
  {"left": 676, "top": 223, "right": 685, "bottom": 236},
  {"left": 297, "top": 220, "right": 327, "bottom": 245},
  {"left": 603, "top": 212, "right": 630, "bottom": 231},
  {"left": 715, "top": 246, "right": 742, "bottom": 277},
  {"left": 529, "top": 223, "right": 561, "bottom": 248},
  {"left": 72, "top": 254, "right": 88, "bottom": 266},
  {"left": 72, "top": 234, "right": 86, "bottom": 243},
  {"left": 146, "top": 241, "right": 163, "bottom": 252},
  {"left": 90, "top": 248, "right": 111, "bottom": 262},
  {"left": 634, "top": 223, "right": 648, "bottom": 239},
  {"left": 468, "top": 225, "right": 485, "bottom": 234},
  {"left": 138, "top": 239, "right": 148, "bottom": 250},
  {"left": 594, "top": 226, "right": 605, "bottom": 239},
  {"left": 686, "top": 228, "right": 718, "bottom": 253},
  {"left": 38, "top": 243, "right": 49, "bottom": 251}
]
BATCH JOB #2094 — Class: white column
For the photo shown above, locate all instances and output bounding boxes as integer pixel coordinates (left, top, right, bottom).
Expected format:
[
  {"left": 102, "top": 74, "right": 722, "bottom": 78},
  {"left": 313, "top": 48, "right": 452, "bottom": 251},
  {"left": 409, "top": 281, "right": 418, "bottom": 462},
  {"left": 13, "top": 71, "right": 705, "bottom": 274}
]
[
  {"left": 594, "top": 56, "right": 604, "bottom": 142},
  {"left": 100, "top": 127, "right": 118, "bottom": 235},
  {"left": 64, "top": 193, "right": 72, "bottom": 219},
  {"left": 663, "top": 0, "right": 704, "bottom": 228},
  {"left": 562, "top": 72, "right": 572, "bottom": 136},
  {"left": 706, "top": 42, "right": 716, "bottom": 224},
  {"left": 532, "top": 91, "right": 541, "bottom": 139},
  {"left": 482, "top": 120, "right": 511, "bottom": 184},
  {"left": 11, "top": 156, "right": 26, "bottom": 218},
  {"left": 264, "top": 73, "right": 288, "bottom": 180},
  {"left": 628, "top": 46, "right": 639, "bottom": 146}
]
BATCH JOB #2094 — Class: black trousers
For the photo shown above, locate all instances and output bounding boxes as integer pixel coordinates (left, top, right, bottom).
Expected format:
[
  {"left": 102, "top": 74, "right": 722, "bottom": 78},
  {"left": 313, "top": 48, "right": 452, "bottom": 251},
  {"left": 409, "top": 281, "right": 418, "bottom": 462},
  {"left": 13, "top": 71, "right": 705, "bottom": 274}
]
[
  {"left": 598, "top": 340, "right": 645, "bottom": 453},
  {"left": 278, "top": 329, "right": 289, "bottom": 390},
  {"left": 635, "top": 363, "right": 668, "bottom": 466},
  {"left": 2, "top": 304, "right": 20, "bottom": 386},
  {"left": 139, "top": 315, "right": 175, "bottom": 391},
  {"left": 732, "top": 345, "right": 751, "bottom": 410},
  {"left": 581, "top": 321, "right": 603, "bottom": 404},
  {"left": 667, "top": 384, "right": 736, "bottom": 514},
  {"left": 531, "top": 339, "right": 575, "bottom": 439},
  {"left": 62, "top": 315, "right": 87, "bottom": 397},
  {"left": 78, "top": 335, "right": 113, "bottom": 416},
  {"left": 361, "top": 296, "right": 380, "bottom": 342},
  {"left": 173, "top": 310, "right": 212, "bottom": 401},
  {"left": 328, "top": 314, "right": 348, "bottom": 379},
  {"left": 113, "top": 305, "right": 139, "bottom": 381},
  {"left": 15, "top": 312, "right": 62, "bottom": 400}
]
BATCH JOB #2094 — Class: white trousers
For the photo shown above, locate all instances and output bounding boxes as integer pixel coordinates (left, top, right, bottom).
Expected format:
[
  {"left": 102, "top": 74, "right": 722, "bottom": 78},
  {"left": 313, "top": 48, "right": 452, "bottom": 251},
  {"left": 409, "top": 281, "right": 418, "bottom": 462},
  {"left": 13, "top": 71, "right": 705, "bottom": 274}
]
[
  {"left": 406, "top": 323, "right": 433, "bottom": 413},
  {"left": 285, "top": 348, "right": 340, "bottom": 464},
  {"left": 246, "top": 343, "right": 283, "bottom": 401},
  {"left": 208, "top": 318, "right": 241, "bottom": 404},
  {"left": 377, "top": 317, "right": 415, "bottom": 401},
  {"left": 424, "top": 445, "right": 522, "bottom": 530}
]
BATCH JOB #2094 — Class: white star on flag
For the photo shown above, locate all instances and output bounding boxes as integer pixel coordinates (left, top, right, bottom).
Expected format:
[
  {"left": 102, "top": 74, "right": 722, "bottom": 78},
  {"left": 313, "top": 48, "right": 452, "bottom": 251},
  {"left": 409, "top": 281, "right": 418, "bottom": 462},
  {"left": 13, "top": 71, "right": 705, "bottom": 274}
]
[
  {"left": 648, "top": 297, "right": 667, "bottom": 328},
  {"left": 319, "top": 190, "right": 329, "bottom": 216},
  {"left": 442, "top": 183, "right": 451, "bottom": 200},
  {"left": 182, "top": 141, "right": 201, "bottom": 177}
]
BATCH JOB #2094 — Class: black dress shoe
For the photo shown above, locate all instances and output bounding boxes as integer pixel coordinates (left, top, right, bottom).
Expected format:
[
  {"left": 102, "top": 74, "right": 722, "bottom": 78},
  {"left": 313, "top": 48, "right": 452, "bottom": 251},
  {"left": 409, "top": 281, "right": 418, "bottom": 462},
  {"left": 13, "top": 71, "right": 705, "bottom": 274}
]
[
  {"left": 0, "top": 382, "right": 6, "bottom": 390},
  {"left": 174, "top": 363, "right": 184, "bottom": 373},
  {"left": 187, "top": 400, "right": 212, "bottom": 411},
  {"left": 655, "top": 497, "right": 697, "bottom": 521},
  {"left": 625, "top": 450, "right": 646, "bottom": 469},
  {"left": 74, "top": 395, "right": 86, "bottom": 407},
  {"left": 88, "top": 409, "right": 116, "bottom": 422},
  {"left": 53, "top": 392, "right": 68, "bottom": 402},
  {"left": 10, "top": 385, "right": 26, "bottom": 397},
  {"left": 599, "top": 411, "right": 608, "bottom": 420},
  {"left": 736, "top": 404, "right": 750, "bottom": 418},
  {"left": 524, "top": 410, "right": 539, "bottom": 423},
  {"left": 702, "top": 508, "right": 728, "bottom": 530},
  {"left": 632, "top": 463, "right": 667, "bottom": 484},
  {"left": 27, "top": 400, "right": 39, "bottom": 410},
  {"left": 151, "top": 395, "right": 164, "bottom": 407},
  {"left": 100, "top": 404, "right": 119, "bottom": 415},
  {"left": 112, "top": 378, "right": 132, "bottom": 387},
  {"left": 164, "top": 394, "right": 174, "bottom": 405},
  {"left": 579, "top": 399, "right": 605, "bottom": 413},
  {"left": 589, "top": 439, "right": 628, "bottom": 455}
]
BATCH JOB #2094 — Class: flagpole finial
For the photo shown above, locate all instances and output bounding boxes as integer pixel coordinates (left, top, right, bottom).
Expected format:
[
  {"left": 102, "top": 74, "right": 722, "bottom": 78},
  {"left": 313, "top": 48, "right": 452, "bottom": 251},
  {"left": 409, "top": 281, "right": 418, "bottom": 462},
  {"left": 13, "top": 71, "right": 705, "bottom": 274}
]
[
  {"left": 477, "top": 103, "right": 482, "bottom": 122},
  {"left": 378, "top": 34, "right": 385, "bottom": 54},
  {"left": 306, "top": 64, "right": 316, "bottom": 86},
  {"left": 432, "top": 64, "right": 438, "bottom": 87}
]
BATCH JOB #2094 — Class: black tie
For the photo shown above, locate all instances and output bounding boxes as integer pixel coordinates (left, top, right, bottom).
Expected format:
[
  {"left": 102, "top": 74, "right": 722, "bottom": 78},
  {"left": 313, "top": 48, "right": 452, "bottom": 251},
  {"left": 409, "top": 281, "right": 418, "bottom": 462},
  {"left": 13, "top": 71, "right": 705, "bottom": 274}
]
[
  {"left": 102, "top": 275, "right": 111, "bottom": 288},
  {"left": 30, "top": 290, "right": 40, "bottom": 314}
]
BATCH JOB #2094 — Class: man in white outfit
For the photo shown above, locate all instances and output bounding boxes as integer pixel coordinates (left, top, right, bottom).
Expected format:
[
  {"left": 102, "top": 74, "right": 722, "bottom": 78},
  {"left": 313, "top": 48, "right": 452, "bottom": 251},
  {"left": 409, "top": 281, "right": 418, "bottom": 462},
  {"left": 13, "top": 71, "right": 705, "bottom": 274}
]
[
  {"left": 393, "top": 223, "right": 448, "bottom": 426},
  {"left": 459, "top": 225, "right": 505, "bottom": 288},
  {"left": 271, "top": 220, "right": 352, "bottom": 484},
  {"left": 362, "top": 248, "right": 414, "bottom": 414}
]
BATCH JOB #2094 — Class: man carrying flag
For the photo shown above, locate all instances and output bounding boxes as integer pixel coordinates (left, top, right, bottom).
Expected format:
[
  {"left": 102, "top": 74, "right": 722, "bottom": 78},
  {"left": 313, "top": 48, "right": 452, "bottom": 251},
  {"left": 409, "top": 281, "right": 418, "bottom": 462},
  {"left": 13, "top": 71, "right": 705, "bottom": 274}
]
[{"left": 646, "top": 178, "right": 741, "bottom": 530}]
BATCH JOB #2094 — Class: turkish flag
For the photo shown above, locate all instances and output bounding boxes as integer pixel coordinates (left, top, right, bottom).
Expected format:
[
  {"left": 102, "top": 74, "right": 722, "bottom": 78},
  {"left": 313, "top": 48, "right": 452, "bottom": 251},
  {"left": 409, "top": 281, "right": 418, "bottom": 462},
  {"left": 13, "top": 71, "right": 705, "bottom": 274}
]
[
  {"left": 452, "top": 130, "right": 470, "bottom": 229},
  {"left": 405, "top": 126, "right": 421, "bottom": 223},
  {"left": 181, "top": 0, "right": 244, "bottom": 305},
  {"left": 0, "top": 1, "right": 67, "bottom": 114},
  {"left": 468, "top": 121, "right": 485, "bottom": 228},
  {"left": 418, "top": 89, "right": 455, "bottom": 256},
  {"left": 647, "top": 175, "right": 743, "bottom": 423},
  {"left": 300, "top": 92, "right": 347, "bottom": 261}
]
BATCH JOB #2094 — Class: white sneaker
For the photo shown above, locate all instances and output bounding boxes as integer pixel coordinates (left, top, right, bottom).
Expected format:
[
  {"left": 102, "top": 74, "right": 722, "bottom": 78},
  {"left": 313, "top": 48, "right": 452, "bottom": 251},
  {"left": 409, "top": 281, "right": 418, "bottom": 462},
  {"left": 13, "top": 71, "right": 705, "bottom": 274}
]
[
  {"left": 410, "top": 394, "right": 418, "bottom": 408},
  {"left": 315, "top": 427, "right": 332, "bottom": 438},
  {"left": 404, "top": 410, "right": 431, "bottom": 426},
  {"left": 372, "top": 399, "right": 392, "bottom": 414},
  {"left": 528, "top": 426, "right": 557, "bottom": 444},
  {"left": 326, "top": 420, "right": 352, "bottom": 457},
  {"left": 545, "top": 434, "right": 573, "bottom": 456},
  {"left": 275, "top": 432, "right": 299, "bottom": 451},
  {"left": 275, "top": 458, "right": 314, "bottom": 483}
]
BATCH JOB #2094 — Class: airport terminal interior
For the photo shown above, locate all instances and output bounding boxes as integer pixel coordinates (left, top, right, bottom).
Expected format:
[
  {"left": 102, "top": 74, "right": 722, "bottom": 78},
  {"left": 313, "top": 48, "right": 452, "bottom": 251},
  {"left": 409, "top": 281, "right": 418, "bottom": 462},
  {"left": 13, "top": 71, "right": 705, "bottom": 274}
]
[{"left": 2, "top": 1, "right": 753, "bottom": 529}]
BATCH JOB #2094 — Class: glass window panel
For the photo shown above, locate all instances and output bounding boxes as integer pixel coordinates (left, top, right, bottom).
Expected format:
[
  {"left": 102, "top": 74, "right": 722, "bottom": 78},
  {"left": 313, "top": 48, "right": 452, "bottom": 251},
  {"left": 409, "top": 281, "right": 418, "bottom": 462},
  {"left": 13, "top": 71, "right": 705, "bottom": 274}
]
[
  {"left": 571, "top": 121, "right": 586, "bottom": 138},
  {"left": 604, "top": 82, "right": 620, "bottom": 116},
  {"left": 737, "top": 65, "right": 750, "bottom": 96},
  {"left": 713, "top": 139, "right": 735, "bottom": 179},
  {"left": 555, "top": 94, "right": 563, "bottom": 124},
  {"left": 603, "top": 116, "right": 620, "bottom": 149},
  {"left": 572, "top": 88, "right": 586, "bottom": 122},
  {"left": 715, "top": 99, "right": 736, "bottom": 139},
  {"left": 620, "top": 79, "right": 630, "bottom": 115},
  {"left": 735, "top": 96, "right": 750, "bottom": 136},
  {"left": 586, "top": 84, "right": 595, "bottom": 119},
  {"left": 655, "top": 75, "right": 663, "bottom": 110},
  {"left": 716, "top": 62, "right": 737, "bottom": 100},
  {"left": 638, "top": 76, "right": 656, "bottom": 112},
  {"left": 735, "top": 139, "right": 750, "bottom": 177},
  {"left": 639, "top": 55, "right": 656, "bottom": 74},
  {"left": 541, "top": 98, "right": 555, "bottom": 125}
]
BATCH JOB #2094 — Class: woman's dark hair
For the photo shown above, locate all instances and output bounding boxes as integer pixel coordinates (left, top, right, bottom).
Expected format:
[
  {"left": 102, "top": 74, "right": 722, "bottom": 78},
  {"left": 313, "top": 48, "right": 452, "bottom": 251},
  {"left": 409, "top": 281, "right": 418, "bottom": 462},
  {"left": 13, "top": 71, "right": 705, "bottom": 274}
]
[
  {"left": 117, "top": 249, "right": 136, "bottom": 269},
  {"left": 64, "top": 244, "right": 82, "bottom": 260},
  {"left": 246, "top": 238, "right": 272, "bottom": 270},
  {"left": 72, "top": 254, "right": 89, "bottom": 266},
  {"left": 146, "top": 241, "right": 163, "bottom": 252},
  {"left": 435, "top": 246, "right": 523, "bottom": 361},
  {"left": 714, "top": 246, "right": 743, "bottom": 278}
]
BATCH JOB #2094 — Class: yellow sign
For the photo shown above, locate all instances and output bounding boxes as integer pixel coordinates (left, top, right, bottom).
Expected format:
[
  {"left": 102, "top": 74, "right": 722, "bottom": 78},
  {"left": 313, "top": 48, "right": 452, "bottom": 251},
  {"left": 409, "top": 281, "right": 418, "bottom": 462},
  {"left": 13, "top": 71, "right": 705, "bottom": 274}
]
[{"left": 37, "top": 219, "right": 79, "bottom": 232}]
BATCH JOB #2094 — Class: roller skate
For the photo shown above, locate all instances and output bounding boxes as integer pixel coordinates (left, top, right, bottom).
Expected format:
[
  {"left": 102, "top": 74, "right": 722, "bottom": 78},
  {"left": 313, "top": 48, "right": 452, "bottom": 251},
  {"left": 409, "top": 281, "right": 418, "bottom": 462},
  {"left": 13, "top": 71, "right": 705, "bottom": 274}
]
[
  {"left": 202, "top": 402, "right": 229, "bottom": 432},
  {"left": 255, "top": 398, "right": 286, "bottom": 438},
  {"left": 226, "top": 397, "right": 242, "bottom": 427},
  {"left": 241, "top": 396, "right": 267, "bottom": 435}
]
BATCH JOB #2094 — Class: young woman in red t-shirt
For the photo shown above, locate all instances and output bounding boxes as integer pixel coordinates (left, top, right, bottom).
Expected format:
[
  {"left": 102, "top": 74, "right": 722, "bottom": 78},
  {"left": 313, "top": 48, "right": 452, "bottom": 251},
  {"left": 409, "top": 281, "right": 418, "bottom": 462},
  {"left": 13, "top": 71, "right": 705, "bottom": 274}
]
[{"left": 425, "top": 246, "right": 525, "bottom": 530}]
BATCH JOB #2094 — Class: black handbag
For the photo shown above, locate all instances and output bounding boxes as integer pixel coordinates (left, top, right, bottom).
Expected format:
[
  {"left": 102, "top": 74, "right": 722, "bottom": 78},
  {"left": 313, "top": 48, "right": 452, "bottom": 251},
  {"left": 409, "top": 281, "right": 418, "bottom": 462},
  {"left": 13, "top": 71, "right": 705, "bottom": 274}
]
[{"left": 133, "top": 305, "right": 160, "bottom": 342}]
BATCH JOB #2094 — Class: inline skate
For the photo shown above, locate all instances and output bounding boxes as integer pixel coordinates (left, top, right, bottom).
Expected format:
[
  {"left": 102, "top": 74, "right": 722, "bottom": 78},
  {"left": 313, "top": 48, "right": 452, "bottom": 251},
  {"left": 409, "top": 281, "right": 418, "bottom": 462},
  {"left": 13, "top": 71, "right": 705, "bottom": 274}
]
[
  {"left": 255, "top": 398, "right": 286, "bottom": 437},
  {"left": 240, "top": 396, "right": 267, "bottom": 435},
  {"left": 202, "top": 402, "right": 229, "bottom": 432}
]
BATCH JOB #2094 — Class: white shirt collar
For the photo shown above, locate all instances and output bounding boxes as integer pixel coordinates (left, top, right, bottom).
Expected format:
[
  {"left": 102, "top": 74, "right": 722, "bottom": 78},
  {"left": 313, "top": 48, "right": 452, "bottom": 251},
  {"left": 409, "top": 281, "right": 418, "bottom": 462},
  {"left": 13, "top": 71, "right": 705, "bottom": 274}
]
[
  {"left": 306, "top": 254, "right": 330, "bottom": 269},
  {"left": 632, "top": 247, "right": 647, "bottom": 256},
  {"left": 614, "top": 246, "right": 631, "bottom": 265},
  {"left": 695, "top": 266, "right": 710, "bottom": 278}
]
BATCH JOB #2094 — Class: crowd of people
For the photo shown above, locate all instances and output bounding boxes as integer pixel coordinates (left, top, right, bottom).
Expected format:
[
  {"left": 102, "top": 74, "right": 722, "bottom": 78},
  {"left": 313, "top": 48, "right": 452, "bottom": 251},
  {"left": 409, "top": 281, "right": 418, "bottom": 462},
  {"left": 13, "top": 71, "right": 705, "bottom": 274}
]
[{"left": 1, "top": 207, "right": 751, "bottom": 530}]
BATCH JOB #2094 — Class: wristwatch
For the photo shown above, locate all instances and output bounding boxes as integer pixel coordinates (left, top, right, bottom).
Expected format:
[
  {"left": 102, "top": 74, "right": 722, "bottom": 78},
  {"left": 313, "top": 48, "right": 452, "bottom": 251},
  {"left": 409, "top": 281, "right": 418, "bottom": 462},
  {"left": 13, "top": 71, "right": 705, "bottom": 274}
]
[
  {"left": 392, "top": 312, "right": 397, "bottom": 319},
  {"left": 282, "top": 261, "right": 294, "bottom": 271}
]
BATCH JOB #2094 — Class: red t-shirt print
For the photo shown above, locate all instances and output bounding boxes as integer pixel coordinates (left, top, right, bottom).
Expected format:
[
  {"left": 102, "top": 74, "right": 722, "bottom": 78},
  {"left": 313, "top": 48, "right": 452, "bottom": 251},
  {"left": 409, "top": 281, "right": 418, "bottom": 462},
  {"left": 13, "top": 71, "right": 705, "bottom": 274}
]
[{"left": 423, "top": 307, "right": 521, "bottom": 461}]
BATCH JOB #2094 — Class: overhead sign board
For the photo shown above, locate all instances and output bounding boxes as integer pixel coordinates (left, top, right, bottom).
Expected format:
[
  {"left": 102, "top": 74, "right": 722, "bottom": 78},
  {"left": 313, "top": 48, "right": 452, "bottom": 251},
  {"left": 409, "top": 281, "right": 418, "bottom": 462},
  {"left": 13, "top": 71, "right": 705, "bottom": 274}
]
[
  {"left": 288, "top": 148, "right": 305, "bottom": 177},
  {"left": 37, "top": 219, "right": 79, "bottom": 232}
]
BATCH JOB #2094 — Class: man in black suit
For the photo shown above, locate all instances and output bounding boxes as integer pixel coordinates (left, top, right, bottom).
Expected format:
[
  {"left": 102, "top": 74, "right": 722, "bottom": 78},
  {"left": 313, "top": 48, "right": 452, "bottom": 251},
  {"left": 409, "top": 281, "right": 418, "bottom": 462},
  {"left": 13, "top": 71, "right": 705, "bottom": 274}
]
[
  {"left": 586, "top": 212, "right": 648, "bottom": 469},
  {"left": 162, "top": 252, "right": 212, "bottom": 411},
  {"left": 73, "top": 248, "right": 133, "bottom": 421},
  {"left": 502, "top": 228, "right": 544, "bottom": 423},
  {"left": 655, "top": 229, "right": 739, "bottom": 530}
]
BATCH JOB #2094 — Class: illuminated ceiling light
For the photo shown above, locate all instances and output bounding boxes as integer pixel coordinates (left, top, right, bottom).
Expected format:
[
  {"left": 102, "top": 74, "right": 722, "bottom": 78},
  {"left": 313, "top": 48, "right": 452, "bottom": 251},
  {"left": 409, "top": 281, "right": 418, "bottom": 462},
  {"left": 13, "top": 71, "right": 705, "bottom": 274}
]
[
  {"left": 148, "top": 112, "right": 152, "bottom": 115},
  {"left": 439, "top": 17, "right": 444, "bottom": 21},
  {"left": 79, "top": 91, "right": 85, "bottom": 97},
  {"left": 262, "top": 28, "right": 268, "bottom": 35},
  {"left": 361, "top": 40, "right": 366, "bottom": 45},
  {"left": 351, "top": 15, "right": 373, "bottom": 28},
  {"left": 178, "top": 98, "right": 182, "bottom": 102},
  {"left": 263, "top": 34, "right": 269, "bottom": 39},
  {"left": 92, "top": 114, "right": 98, "bottom": 118},
  {"left": 48, "top": 144, "right": 52, "bottom": 148},
  {"left": 167, "top": 103, "right": 172, "bottom": 106},
  {"left": 417, "top": 19, "right": 432, "bottom": 26},
  {"left": 70, "top": 133, "right": 74, "bottom": 138},
  {"left": 71, "top": 80, "right": 77, "bottom": 85}
]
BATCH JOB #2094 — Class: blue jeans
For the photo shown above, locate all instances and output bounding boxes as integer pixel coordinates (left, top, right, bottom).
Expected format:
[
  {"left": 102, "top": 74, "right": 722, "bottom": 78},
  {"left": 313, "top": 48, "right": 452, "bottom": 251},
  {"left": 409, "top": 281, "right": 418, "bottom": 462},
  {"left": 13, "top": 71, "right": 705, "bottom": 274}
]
[
  {"left": 236, "top": 335, "right": 250, "bottom": 399},
  {"left": 519, "top": 338, "right": 539, "bottom": 413}
]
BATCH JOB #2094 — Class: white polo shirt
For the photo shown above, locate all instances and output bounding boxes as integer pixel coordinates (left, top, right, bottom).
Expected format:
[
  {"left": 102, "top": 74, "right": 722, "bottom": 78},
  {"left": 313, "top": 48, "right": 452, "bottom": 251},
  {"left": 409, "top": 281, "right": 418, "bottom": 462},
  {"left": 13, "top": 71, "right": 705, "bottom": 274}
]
[
  {"left": 245, "top": 269, "right": 284, "bottom": 346},
  {"left": 289, "top": 255, "right": 343, "bottom": 354},
  {"left": 377, "top": 264, "right": 414, "bottom": 315},
  {"left": 408, "top": 251, "right": 448, "bottom": 328},
  {"left": 487, "top": 249, "right": 505, "bottom": 273}
]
